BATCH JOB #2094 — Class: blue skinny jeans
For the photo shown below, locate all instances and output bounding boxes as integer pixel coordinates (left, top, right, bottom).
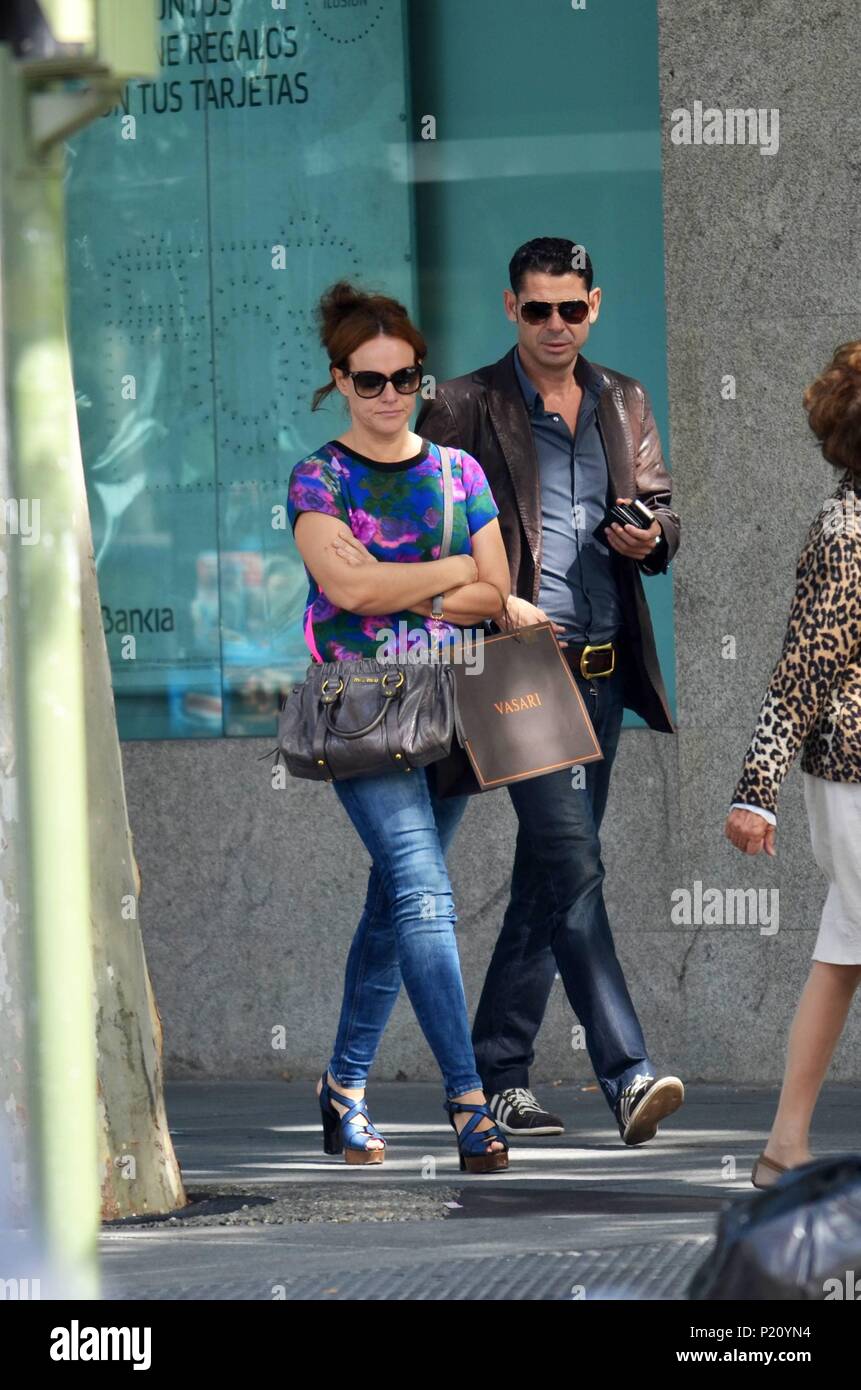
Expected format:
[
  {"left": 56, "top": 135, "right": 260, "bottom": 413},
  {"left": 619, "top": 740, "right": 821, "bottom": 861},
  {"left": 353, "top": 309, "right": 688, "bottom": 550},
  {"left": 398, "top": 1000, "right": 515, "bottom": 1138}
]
[{"left": 327, "top": 764, "right": 482, "bottom": 1099}]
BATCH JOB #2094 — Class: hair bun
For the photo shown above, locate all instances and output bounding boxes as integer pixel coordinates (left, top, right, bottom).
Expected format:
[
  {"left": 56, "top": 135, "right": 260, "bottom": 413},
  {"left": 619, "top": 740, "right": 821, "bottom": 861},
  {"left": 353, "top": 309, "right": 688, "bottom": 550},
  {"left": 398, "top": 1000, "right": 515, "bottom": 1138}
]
[{"left": 316, "top": 281, "right": 367, "bottom": 347}]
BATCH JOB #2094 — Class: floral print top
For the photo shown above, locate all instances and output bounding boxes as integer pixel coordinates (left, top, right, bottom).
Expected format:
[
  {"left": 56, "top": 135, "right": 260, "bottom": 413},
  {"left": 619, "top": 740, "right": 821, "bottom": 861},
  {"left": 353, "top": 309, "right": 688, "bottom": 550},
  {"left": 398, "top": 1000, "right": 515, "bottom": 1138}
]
[{"left": 286, "top": 438, "right": 499, "bottom": 661}]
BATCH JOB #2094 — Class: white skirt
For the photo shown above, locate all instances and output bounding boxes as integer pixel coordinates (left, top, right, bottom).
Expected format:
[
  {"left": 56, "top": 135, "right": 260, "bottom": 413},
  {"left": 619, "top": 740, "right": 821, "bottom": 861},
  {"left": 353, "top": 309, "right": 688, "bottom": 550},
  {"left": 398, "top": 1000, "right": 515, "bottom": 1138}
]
[{"left": 802, "top": 771, "right": 861, "bottom": 964}]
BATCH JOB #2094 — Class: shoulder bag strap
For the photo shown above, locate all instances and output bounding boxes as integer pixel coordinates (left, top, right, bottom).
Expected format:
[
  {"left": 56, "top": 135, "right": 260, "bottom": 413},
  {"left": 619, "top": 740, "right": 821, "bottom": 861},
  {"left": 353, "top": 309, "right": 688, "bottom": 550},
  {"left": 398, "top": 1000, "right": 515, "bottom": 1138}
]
[{"left": 431, "top": 444, "right": 454, "bottom": 617}]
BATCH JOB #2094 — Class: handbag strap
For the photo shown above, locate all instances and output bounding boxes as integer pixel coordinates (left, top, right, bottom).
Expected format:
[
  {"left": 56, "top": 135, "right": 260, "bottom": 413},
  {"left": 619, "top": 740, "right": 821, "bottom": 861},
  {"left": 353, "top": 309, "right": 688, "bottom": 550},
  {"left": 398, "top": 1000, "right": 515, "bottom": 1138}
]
[{"left": 431, "top": 444, "right": 454, "bottom": 616}]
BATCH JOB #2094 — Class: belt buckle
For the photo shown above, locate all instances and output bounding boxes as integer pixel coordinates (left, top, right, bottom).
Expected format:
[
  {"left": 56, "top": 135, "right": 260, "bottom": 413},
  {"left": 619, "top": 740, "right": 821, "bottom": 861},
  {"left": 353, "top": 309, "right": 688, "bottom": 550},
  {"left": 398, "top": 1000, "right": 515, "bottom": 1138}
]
[{"left": 580, "top": 641, "right": 615, "bottom": 679}]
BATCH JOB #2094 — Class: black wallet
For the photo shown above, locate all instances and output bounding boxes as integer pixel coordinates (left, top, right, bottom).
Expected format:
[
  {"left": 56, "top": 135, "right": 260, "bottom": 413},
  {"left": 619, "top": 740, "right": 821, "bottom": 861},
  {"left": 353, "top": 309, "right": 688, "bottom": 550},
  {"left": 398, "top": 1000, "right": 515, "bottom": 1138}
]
[{"left": 593, "top": 497, "right": 656, "bottom": 548}]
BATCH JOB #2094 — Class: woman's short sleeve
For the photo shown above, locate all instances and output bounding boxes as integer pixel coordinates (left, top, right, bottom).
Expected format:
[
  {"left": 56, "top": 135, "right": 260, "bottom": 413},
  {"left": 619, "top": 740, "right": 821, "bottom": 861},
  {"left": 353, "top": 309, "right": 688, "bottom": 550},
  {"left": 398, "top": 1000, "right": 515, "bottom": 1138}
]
[
  {"left": 459, "top": 450, "right": 499, "bottom": 536},
  {"left": 287, "top": 453, "right": 349, "bottom": 532}
]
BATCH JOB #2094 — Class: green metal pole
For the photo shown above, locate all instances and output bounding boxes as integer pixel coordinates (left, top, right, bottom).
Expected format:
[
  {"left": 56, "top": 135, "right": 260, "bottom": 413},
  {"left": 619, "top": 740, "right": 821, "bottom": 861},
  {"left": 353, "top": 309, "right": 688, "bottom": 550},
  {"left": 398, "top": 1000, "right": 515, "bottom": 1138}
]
[{"left": 0, "top": 47, "right": 99, "bottom": 1297}]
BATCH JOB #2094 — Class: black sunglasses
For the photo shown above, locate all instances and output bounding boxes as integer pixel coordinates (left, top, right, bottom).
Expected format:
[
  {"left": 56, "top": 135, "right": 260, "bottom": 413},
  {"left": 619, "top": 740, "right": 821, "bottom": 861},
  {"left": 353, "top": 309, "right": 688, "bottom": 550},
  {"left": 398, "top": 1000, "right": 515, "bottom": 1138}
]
[
  {"left": 519, "top": 299, "right": 590, "bottom": 326},
  {"left": 339, "top": 365, "right": 423, "bottom": 398}
]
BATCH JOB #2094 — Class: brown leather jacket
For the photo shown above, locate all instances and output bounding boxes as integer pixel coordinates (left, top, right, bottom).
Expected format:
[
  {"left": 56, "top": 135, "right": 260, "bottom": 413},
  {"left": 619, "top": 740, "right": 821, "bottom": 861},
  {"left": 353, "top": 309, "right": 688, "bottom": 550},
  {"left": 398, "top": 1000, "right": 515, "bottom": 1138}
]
[{"left": 415, "top": 346, "right": 679, "bottom": 732}]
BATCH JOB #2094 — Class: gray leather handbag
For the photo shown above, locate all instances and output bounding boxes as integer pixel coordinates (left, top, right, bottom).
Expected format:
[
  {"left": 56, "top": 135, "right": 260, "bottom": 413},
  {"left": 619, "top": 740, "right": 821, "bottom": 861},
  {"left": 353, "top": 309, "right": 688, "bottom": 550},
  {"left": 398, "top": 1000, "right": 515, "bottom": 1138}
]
[{"left": 276, "top": 445, "right": 458, "bottom": 782}]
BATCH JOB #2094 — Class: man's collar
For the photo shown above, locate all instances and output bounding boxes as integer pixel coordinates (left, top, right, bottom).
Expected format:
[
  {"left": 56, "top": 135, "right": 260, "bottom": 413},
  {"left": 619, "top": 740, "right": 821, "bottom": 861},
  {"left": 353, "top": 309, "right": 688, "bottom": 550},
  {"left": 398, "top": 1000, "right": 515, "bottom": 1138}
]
[
  {"left": 513, "top": 346, "right": 604, "bottom": 409},
  {"left": 513, "top": 347, "right": 539, "bottom": 408}
]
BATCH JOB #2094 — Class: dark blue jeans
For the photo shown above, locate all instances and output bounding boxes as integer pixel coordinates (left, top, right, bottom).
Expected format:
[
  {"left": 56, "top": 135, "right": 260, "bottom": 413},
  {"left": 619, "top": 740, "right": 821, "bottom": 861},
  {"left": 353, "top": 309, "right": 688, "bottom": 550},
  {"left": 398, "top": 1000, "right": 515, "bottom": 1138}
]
[
  {"left": 471, "top": 644, "right": 656, "bottom": 1111},
  {"left": 327, "top": 765, "right": 482, "bottom": 1099}
]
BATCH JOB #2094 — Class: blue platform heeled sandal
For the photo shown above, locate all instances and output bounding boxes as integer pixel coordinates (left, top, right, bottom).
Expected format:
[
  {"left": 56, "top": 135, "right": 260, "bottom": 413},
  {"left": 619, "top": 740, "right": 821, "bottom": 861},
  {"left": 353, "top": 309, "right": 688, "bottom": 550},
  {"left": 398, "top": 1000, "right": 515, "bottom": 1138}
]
[
  {"left": 444, "top": 1098, "right": 509, "bottom": 1174},
  {"left": 318, "top": 1072, "right": 386, "bottom": 1166}
]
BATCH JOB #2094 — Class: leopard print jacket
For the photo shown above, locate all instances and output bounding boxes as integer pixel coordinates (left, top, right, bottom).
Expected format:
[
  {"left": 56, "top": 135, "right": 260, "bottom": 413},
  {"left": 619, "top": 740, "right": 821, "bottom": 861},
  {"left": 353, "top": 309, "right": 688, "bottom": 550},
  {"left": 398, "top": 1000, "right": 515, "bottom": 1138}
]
[{"left": 731, "top": 468, "right": 861, "bottom": 817}]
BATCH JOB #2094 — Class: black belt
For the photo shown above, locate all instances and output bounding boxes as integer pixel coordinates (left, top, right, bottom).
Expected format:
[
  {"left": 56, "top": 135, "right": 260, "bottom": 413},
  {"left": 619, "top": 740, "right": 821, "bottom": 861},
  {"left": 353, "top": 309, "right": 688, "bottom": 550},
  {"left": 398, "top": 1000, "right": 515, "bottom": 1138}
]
[{"left": 561, "top": 638, "right": 620, "bottom": 679}]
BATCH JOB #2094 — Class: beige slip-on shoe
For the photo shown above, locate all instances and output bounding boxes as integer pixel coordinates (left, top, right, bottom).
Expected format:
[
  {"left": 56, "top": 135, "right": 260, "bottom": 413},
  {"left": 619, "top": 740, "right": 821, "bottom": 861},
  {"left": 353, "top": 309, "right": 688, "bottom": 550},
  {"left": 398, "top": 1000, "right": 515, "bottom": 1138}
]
[{"left": 751, "top": 1151, "right": 789, "bottom": 1189}]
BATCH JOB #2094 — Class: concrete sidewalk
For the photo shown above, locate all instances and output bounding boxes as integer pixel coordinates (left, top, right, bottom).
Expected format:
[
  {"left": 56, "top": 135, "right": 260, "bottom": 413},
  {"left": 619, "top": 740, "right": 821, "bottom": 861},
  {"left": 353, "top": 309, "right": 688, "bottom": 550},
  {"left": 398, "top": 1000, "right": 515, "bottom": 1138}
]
[{"left": 100, "top": 1081, "right": 858, "bottom": 1300}]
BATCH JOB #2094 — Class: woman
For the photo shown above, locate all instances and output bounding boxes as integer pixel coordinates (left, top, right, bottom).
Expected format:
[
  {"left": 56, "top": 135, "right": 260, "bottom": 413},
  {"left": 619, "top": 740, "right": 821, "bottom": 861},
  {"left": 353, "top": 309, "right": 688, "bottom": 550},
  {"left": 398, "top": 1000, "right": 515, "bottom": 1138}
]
[
  {"left": 725, "top": 342, "right": 861, "bottom": 1189},
  {"left": 286, "top": 281, "right": 513, "bottom": 1172}
]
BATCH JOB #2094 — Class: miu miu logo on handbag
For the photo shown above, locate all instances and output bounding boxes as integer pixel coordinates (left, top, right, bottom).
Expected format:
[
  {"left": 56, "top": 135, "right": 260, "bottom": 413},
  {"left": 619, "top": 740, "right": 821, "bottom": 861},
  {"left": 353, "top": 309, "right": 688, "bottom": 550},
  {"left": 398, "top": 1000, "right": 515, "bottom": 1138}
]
[{"left": 493, "top": 692, "right": 543, "bottom": 715}]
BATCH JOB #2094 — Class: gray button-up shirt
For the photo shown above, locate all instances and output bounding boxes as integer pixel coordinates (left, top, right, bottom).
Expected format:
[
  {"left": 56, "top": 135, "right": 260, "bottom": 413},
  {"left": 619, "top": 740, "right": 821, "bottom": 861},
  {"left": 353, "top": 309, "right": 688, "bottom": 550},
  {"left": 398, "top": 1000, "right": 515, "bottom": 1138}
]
[{"left": 514, "top": 348, "right": 622, "bottom": 644}]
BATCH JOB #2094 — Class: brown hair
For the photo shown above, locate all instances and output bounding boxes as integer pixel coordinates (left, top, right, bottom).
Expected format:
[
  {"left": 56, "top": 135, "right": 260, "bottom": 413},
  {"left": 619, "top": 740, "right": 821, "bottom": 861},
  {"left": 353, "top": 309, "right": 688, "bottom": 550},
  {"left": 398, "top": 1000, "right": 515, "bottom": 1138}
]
[
  {"left": 311, "top": 280, "right": 427, "bottom": 411},
  {"left": 803, "top": 342, "right": 861, "bottom": 476}
]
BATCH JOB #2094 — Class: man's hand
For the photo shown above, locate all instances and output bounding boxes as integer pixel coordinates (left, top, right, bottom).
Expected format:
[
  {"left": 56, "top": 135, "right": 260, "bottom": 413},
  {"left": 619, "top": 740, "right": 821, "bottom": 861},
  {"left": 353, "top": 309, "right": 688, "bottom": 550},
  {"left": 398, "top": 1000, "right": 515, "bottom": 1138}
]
[
  {"left": 504, "top": 594, "right": 566, "bottom": 636},
  {"left": 724, "top": 808, "right": 777, "bottom": 857},
  {"left": 604, "top": 496, "right": 663, "bottom": 561},
  {"left": 328, "top": 527, "right": 378, "bottom": 567}
]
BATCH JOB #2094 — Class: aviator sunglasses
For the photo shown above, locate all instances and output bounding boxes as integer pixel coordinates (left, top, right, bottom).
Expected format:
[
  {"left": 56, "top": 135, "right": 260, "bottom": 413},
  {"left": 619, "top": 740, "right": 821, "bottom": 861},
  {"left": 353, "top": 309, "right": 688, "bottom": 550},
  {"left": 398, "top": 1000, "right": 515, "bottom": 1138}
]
[
  {"left": 519, "top": 299, "right": 591, "bottom": 325},
  {"left": 339, "top": 364, "right": 423, "bottom": 398}
]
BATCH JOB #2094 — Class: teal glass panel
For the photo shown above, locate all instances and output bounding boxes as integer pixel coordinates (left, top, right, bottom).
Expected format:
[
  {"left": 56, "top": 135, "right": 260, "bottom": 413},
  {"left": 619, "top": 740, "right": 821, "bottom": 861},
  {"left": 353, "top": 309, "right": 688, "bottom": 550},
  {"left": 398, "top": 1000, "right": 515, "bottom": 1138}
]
[
  {"left": 65, "top": 0, "right": 672, "bottom": 738},
  {"left": 408, "top": 0, "right": 674, "bottom": 727},
  {"left": 65, "top": 0, "right": 413, "bottom": 738}
]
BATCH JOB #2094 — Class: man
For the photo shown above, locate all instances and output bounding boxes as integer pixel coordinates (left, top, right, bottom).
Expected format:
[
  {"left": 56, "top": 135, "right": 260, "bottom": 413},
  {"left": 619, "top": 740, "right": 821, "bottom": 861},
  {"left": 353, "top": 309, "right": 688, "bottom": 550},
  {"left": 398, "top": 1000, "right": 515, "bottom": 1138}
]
[{"left": 416, "top": 237, "right": 684, "bottom": 1145}]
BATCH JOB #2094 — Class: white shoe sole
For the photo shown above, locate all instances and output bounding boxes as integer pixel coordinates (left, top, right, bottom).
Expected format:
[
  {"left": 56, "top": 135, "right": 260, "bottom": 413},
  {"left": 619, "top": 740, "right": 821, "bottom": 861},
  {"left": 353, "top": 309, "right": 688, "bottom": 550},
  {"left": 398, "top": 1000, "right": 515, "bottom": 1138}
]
[{"left": 622, "top": 1076, "right": 684, "bottom": 1146}]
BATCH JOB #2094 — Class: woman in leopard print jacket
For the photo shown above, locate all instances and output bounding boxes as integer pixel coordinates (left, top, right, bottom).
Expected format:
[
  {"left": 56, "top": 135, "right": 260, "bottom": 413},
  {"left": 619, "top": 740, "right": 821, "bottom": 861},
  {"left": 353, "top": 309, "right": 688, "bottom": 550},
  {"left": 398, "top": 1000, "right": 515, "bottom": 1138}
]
[{"left": 724, "top": 342, "right": 861, "bottom": 1191}]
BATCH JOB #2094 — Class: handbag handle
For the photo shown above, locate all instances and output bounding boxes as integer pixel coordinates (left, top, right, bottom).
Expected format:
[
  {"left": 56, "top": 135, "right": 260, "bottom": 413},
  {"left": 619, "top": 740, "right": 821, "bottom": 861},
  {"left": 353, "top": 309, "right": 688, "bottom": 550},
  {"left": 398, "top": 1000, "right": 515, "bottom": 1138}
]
[
  {"left": 321, "top": 673, "right": 404, "bottom": 739},
  {"left": 430, "top": 445, "right": 454, "bottom": 615}
]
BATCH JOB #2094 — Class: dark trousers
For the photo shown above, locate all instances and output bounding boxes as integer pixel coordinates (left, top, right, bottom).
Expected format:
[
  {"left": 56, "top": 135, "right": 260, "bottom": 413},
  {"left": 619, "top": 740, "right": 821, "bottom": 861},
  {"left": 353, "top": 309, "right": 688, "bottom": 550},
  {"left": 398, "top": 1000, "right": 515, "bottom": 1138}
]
[{"left": 471, "top": 644, "right": 655, "bottom": 1111}]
